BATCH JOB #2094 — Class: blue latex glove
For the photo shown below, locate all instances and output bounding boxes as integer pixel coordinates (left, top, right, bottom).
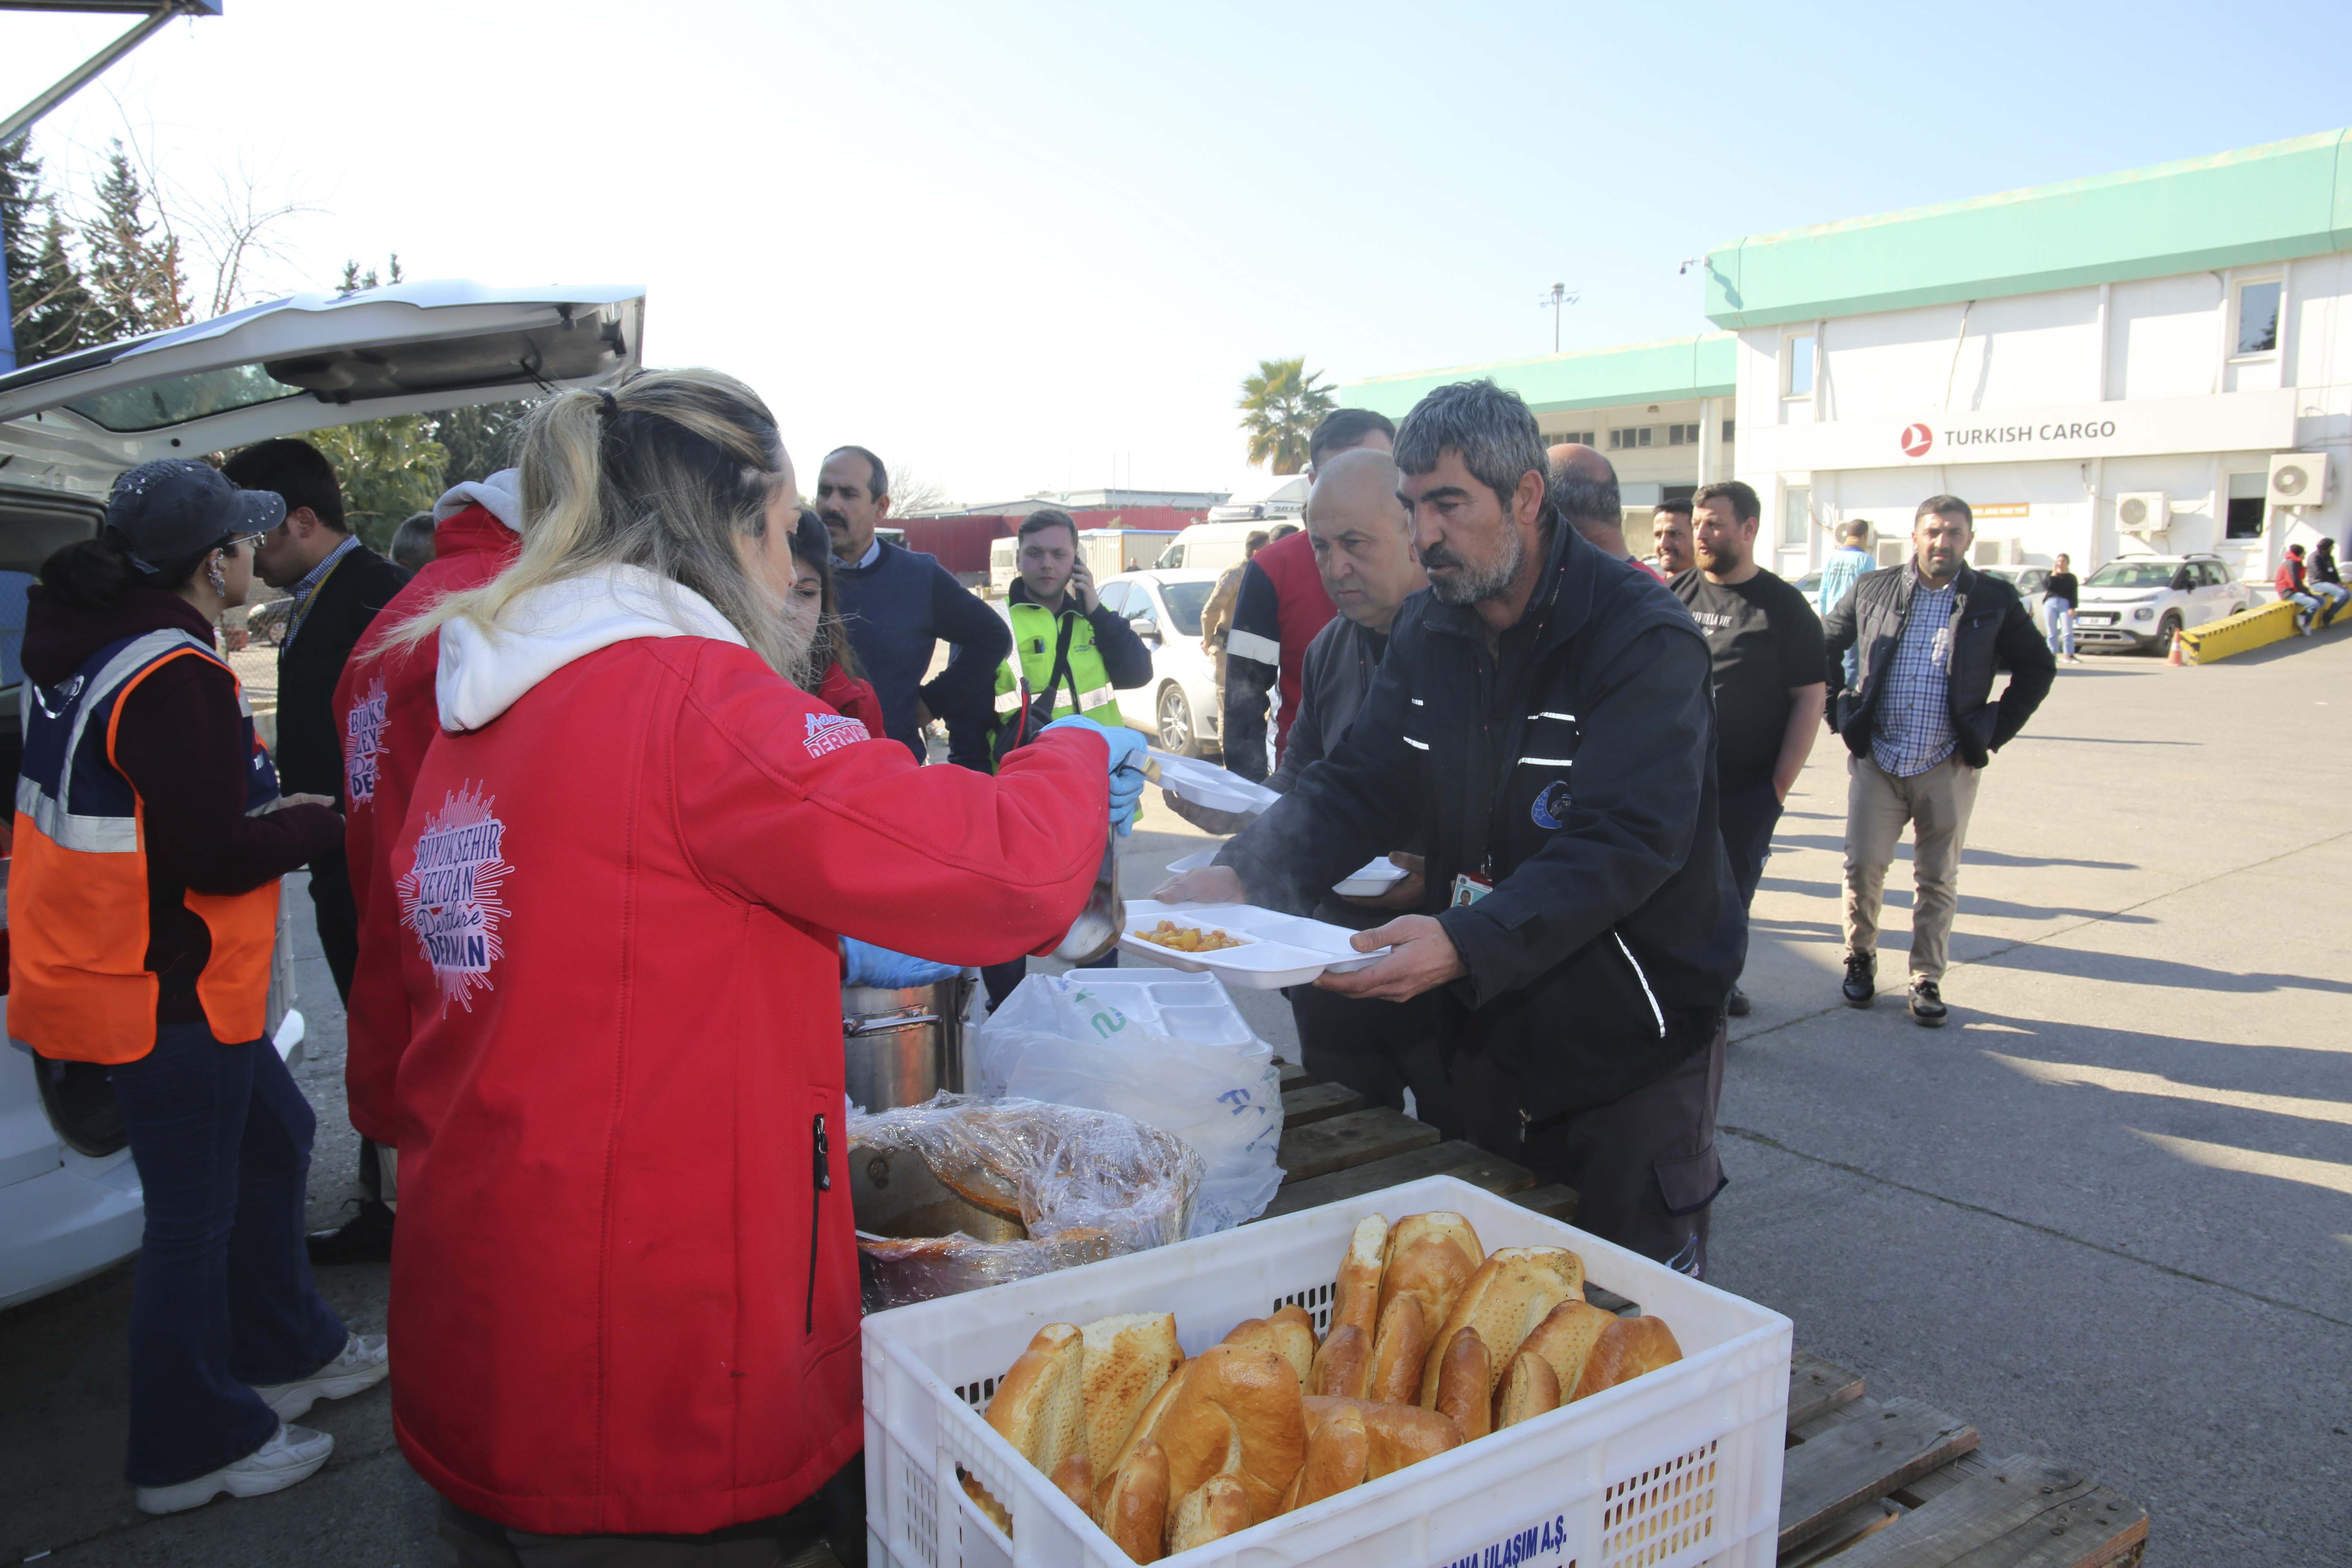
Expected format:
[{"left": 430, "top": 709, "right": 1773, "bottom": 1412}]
[
  {"left": 841, "top": 937, "right": 961, "bottom": 990},
  {"left": 1042, "top": 717, "right": 1150, "bottom": 837}
]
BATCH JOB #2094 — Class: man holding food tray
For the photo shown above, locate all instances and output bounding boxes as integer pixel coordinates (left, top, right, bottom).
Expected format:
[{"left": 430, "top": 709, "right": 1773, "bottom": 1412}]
[{"left": 1158, "top": 380, "right": 1742, "bottom": 1276}]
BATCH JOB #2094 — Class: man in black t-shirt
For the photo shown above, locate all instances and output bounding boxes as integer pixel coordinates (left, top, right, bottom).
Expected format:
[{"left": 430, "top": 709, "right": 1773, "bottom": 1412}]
[{"left": 1674, "top": 480, "right": 1826, "bottom": 1016}]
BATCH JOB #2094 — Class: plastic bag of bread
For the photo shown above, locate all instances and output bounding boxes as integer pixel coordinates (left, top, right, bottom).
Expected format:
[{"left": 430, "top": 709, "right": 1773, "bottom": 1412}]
[{"left": 850, "top": 1094, "right": 1206, "bottom": 1310}]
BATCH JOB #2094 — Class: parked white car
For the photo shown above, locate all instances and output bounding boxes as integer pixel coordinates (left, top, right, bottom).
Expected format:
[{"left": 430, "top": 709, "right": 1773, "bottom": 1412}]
[
  {"left": 1101, "top": 570, "right": 1223, "bottom": 757},
  {"left": 2071, "top": 553, "right": 2248, "bottom": 655},
  {"left": 0, "top": 279, "right": 642, "bottom": 1310},
  {"left": 1978, "top": 564, "right": 2050, "bottom": 621}
]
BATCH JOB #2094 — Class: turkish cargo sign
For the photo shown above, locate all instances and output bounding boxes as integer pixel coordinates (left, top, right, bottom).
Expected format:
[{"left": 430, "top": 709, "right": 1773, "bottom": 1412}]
[{"left": 1773, "top": 389, "right": 2296, "bottom": 470}]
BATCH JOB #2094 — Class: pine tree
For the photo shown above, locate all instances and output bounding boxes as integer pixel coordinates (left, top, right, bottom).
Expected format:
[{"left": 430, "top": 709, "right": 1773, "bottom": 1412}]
[
  {"left": 82, "top": 140, "right": 187, "bottom": 341},
  {"left": 2, "top": 137, "right": 96, "bottom": 363}
]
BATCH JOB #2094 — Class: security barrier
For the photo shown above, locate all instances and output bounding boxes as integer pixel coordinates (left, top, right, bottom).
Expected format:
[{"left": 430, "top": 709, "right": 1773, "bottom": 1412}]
[{"left": 2176, "top": 599, "right": 2302, "bottom": 664}]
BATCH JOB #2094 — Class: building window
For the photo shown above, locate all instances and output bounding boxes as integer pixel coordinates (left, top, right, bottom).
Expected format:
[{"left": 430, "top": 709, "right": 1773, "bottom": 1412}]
[
  {"left": 1783, "top": 334, "right": 1815, "bottom": 398},
  {"left": 1608, "top": 427, "right": 1654, "bottom": 451},
  {"left": 1722, "top": 418, "right": 1736, "bottom": 443},
  {"left": 2225, "top": 471, "right": 2267, "bottom": 539},
  {"left": 2234, "top": 280, "right": 2281, "bottom": 357},
  {"left": 1552, "top": 429, "right": 1595, "bottom": 446},
  {"left": 1780, "top": 486, "right": 1810, "bottom": 548},
  {"left": 1666, "top": 423, "right": 1701, "bottom": 446}
]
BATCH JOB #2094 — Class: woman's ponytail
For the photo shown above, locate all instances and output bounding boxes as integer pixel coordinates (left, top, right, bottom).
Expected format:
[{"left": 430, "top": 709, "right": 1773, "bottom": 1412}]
[{"left": 39, "top": 536, "right": 138, "bottom": 611}]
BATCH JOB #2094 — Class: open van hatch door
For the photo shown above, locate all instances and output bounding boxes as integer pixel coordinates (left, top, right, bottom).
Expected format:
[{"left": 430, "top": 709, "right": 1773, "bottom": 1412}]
[{"left": 0, "top": 279, "right": 643, "bottom": 495}]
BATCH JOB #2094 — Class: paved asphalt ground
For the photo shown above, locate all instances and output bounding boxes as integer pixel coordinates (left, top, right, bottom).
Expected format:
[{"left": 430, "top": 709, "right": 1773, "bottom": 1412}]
[{"left": 2, "top": 633, "right": 2346, "bottom": 1565}]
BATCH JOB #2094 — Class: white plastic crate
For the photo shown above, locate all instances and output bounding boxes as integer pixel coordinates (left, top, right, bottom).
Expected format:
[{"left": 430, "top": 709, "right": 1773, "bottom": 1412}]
[{"left": 862, "top": 1175, "right": 1791, "bottom": 1568}]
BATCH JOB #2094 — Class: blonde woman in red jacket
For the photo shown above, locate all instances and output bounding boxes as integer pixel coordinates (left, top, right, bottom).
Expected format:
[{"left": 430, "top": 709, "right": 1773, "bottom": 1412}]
[{"left": 383, "top": 369, "right": 1144, "bottom": 1562}]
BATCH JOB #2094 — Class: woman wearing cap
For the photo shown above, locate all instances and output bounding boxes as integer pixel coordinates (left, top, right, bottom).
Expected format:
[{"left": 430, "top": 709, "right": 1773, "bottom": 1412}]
[
  {"left": 11, "top": 460, "right": 390, "bottom": 1515},
  {"left": 385, "top": 369, "right": 1143, "bottom": 1560}
]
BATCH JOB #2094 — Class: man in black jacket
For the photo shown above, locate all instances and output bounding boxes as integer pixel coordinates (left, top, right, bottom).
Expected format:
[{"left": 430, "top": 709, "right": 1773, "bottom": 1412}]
[
  {"left": 1822, "top": 495, "right": 2053, "bottom": 1025},
  {"left": 1161, "top": 382, "right": 1743, "bottom": 1274},
  {"left": 227, "top": 440, "right": 408, "bottom": 1263}
]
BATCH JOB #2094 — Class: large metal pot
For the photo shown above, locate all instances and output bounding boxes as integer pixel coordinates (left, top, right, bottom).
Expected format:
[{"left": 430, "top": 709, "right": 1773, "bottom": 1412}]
[{"left": 841, "top": 973, "right": 972, "bottom": 1113}]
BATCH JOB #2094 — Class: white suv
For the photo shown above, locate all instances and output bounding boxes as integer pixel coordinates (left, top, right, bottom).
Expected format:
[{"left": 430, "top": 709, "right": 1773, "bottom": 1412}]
[
  {"left": 2071, "top": 554, "right": 2249, "bottom": 655},
  {"left": 0, "top": 280, "right": 642, "bottom": 1309}
]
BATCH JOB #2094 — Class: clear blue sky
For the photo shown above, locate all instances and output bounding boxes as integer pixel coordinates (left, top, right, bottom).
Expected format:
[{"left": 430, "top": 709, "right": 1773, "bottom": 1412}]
[{"left": 7, "top": 0, "right": 2351, "bottom": 503}]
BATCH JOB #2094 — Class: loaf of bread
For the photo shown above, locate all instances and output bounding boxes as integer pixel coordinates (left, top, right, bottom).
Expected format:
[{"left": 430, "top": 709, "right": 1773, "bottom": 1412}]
[
  {"left": 1299, "top": 1394, "right": 1463, "bottom": 1479},
  {"left": 1515, "top": 1298, "right": 1619, "bottom": 1396},
  {"left": 1376, "top": 1217, "right": 1481, "bottom": 1339},
  {"left": 1330, "top": 1214, "right": 1389, "bottom": 1340},
  {"left": 1101, "top": 1439, "right": 1168, "bottom": 1564},
  {"left": 1097, "top": 1360, "right": 1188, "bottom": 1517},
  {"left": 1050, "top": 1453, "right": 1093, "bottom": 1515},
  {"left": 1167, "top": 1473, "right": 1251, "bottom": 1554},
  {"left": 1148, "top": 1342, "right": 1308, "bottom": 1525},
  {"left": 1222, "top": 1303, "right": 1317, "bottom": 1387},
  {"left": 972, "top": 1322, "right": 1088, "bottom": 1532},
  {"left": 1278, "top": 1398, "right": 1370, "bottom": 1513},
  {"left": 1569, "top": 1315, "right": 1683, "bottom": 1401},
  {"left": 1490, "top": 1348, "right": 1560, "bottom": 1429},
  {"left": 1307, "top": 1323, "right": 1370, "bottom": 1400},
  {"left": 1366, "top": 1294, "right": 1430, "bottom": 1405},
  {"left": 1431, "top": 1326, "right": 1491, "bottom": 1441},
  {"left": 1417, "top": 1247, "right": 1583, "bottom": 1407},
  {"left": 1081, "top": 1312, "right": 1183, "bottom": 1479}
]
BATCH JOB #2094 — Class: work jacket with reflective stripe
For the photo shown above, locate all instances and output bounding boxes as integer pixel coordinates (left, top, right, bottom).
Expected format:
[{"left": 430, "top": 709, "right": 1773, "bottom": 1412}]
[
  {"left": 10, "top": 629, "right": 281, "bottom": 1062},
  {"left": 989, "top": 589, "right": 1151, "bottom": 757}
]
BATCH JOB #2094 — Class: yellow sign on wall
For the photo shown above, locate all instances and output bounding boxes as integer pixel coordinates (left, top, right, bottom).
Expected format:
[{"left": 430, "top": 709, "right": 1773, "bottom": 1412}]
[{"left": 1972, "top": 503, "right": 2030, "bottom": 519}]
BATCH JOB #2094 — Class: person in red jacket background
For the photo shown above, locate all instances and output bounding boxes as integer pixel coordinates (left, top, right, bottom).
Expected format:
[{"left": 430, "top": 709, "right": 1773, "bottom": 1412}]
[
  {"left": 314, "top": 469, "right": 526, "bottom": 1266},
  {"left": 382, "top": 369, "right": 1144, "bottom": 1561}
]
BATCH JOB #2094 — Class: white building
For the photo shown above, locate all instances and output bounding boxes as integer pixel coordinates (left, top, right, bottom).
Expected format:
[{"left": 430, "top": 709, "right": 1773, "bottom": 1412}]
[{"left": 1347, "top": 127, "right": 2352, "bottom": 585}]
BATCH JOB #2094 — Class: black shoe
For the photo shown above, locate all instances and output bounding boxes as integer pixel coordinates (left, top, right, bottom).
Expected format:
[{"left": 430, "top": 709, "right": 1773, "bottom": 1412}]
[
  {"left": 1725, "top": 984, "right": 1752, "bottom": 1018},
  {"left": 1908, "top": 978, "right": 1948, "bottom": 1027},
  {"left": 306, "top": 1198, "right": 395, "bottom": 1265},
  {"left": 1841, "top": 951, "right": 1876, "bottom": 1007}
]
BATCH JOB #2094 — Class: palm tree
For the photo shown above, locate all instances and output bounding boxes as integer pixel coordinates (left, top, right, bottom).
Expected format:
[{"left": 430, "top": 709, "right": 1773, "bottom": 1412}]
[{"left": 1236, "top": 356, "right": 1335, "bottom": 474}]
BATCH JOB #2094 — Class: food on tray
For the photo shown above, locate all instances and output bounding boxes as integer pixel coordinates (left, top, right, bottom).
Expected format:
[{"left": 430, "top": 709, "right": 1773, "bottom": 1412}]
[
  {"left": 1136, "top": 919, "right": 1246, "bottom": 953},
  {"left": 964, "top": 1210, "right": 1680, "bottom": 1561}
]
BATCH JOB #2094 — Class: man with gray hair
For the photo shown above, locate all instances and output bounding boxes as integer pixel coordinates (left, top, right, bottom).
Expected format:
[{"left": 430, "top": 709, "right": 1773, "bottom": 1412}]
[
  {"left": 1548, "top": 443, "right": 1667, "bottom": 584},
  {"left": 1161, "top": 381, "right": 1743, "bottom": 1273}
]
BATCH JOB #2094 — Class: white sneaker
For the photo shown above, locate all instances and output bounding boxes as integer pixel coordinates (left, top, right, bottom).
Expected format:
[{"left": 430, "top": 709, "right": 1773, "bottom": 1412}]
[
  {"left": 253, "top": 1334, "right": 390, "bottom": 1421},
  {"left": 134, "top": 1422, "right": 333, "bottom": 1515}
]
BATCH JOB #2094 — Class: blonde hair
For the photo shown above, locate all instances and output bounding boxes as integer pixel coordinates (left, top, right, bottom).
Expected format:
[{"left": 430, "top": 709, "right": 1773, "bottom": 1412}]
[{"left": 394, "top": 368, "right": 806, "bottom": 675}]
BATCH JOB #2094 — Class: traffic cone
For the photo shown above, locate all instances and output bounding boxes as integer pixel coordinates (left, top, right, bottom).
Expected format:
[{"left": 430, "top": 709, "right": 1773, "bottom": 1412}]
[{"left": 2166, "top": 630, "right": 2186, "bottom": 666}]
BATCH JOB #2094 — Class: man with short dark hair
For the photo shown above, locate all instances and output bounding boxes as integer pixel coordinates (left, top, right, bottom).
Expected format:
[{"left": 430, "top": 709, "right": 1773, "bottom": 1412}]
[
  {"left": 1823, "top": 496, "right": 2053, "bottom": 1025},
  {"left": 1547, "top": 444, "right": 1668, "bottom": 584},
  {"left": 1163, "top": 382, "right": 1742, "bottom": 1273},
  {"left": 817, "top": 444, "right": 1010, "bottom": 770},
  {"left": 1675, "top": 480, "right": 1826, "bottom": 1018},
  {"left": 1652, "top": 497, "right": 1695, "bottom": 577},
  {"left": 1221, "top": 408, "right": 1396, "bottom": 779}
]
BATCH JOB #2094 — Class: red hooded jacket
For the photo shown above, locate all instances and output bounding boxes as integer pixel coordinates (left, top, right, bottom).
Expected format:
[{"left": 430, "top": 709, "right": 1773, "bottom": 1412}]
[
  {"left": 385, "top": 565, "right": 1106, "bottom": 1535},
  {"left": 332, "top": 497, "right": 521, "bottom": 1144}
]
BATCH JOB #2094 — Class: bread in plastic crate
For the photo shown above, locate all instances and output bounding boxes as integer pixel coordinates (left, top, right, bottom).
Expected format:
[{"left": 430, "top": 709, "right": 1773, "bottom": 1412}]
[{"left": 862, "top": 1174, "right": 1791, "bottom": 1568}]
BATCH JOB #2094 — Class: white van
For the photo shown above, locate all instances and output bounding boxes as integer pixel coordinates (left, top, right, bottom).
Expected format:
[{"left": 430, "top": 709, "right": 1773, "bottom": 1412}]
[
  {"left": 1152, "top": 519, "right": 1299, "bottom": 574},
  {"left": 0, "top": 279, "right": 644, "bottom": 1309}
]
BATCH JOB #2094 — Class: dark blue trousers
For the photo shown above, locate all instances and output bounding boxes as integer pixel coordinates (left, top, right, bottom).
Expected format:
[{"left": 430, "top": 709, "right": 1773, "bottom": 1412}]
[
  {"left": 1717, "top": 777, "right": 1786, "bottom": 917},
  {"left": 109, "top": 1021, "right": 348, "bottom": 1486}
]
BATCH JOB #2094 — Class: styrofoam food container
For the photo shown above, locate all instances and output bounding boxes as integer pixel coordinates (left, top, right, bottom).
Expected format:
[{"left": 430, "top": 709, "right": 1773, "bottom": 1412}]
[
  {"left": 1331, "top": 857, "right": 1409, "bottom": 897},
  {"left": 1149, "top": 751, "right": 1282, "bottom": 817},
  {"left": 1163, "top": 846, "right": 1224, "bottom": 875},
  {"left": 1118, "top": 900, "right": 1385, "bottom": 990},
  {"left": 862, "top": 1174, "right": 1791, "bottom": 1568}
]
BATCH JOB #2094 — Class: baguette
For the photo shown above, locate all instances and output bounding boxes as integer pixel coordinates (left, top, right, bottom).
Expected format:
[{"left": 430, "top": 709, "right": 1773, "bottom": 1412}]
[
  {"left": 1377, "top": 1229, "right": 1479, "bottom": 1340},
  {"left": 1300, "top": 1394, "right": 1463, "bottom": 1478},
  {"left": 1278, "top": 1399, "right": 1369, "bottom": 1513},
  {"left": 1307, "top": 1323, "right": 1370, "bottom": 1401},
  {"left": 1569, "top": 1315, "right": 1683, "bottom": 1402},
  {"left": 1515, "top": 1298, "right": 1619, "bottom": 1398},
  {"left": 1167, "top": 1474, "right": 1251, "bottom": 1555},
  {"left": 1148, "top": 1343, "right": 1308, "bottom": 1525},
  {"left": 1081, "top": 1312, "right": 1184, "bottom": 1479},
  {"left": 1418, "top": 1247, "right": 1584, "bottom": 1408},
  {"left": 1097, "top": 1357, "right": 1188, "bottom": 1517},
  {"left": 1491, "top": 1348, "right": 1560, "bottom": 1430},
  {"left": 1366, "top": 1294, "right": 1430, "bottom": 1406},
  {"left": 1049, "top": 1453, "right": 1093, "bottom": 1515},
  {"left": 1330, "top": 1214, "right": 1389, "bottom": 1340},
  {"left": 1222, "top": 1303, "right": 1317, "bottom": 1388},
  {"left": 1101, "top": 1439, "right": 1168, "bottom": 1564},
  {"left": 1431, "top": 1326, "right": 1491, "bottom": 1442},
  {"left": 973, "top": 1322, "right": 1087, "bottom": 1533},
  {"left": 1382, "top": 1212, "right": 1483, "bottom": 1279}
]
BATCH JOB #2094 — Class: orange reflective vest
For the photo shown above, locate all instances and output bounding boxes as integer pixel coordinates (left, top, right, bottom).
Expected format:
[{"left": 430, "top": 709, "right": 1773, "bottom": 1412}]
[{"left": 9, "top": 628, "right": 282, "bottom": 1063}]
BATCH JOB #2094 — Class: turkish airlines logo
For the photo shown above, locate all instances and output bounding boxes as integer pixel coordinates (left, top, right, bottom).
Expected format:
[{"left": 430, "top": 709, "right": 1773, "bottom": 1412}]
[{"left": 1900, "top": 423, "right": 1934, "bottom": 458}]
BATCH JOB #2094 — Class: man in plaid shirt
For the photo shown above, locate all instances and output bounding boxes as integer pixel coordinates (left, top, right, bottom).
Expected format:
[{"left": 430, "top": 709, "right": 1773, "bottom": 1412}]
[{"left": 1822, "top": 497, "right": 2054, "bottom": 1025}]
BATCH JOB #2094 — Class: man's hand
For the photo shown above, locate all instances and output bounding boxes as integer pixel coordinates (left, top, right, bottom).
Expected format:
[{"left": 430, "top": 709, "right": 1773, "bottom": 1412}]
[
  {"left": 1069, "top": 555, "right": 1100, "bottom": 614},
  {"left": 1151, "top": 865, "right": 1247, "bottom": 904},
  {"left": 266, "top": 792, "right": 339, "bottom": 813},
  {"left": 1315, "top": 914, "right": 1466, "bottom": 1002},
  {"left": 1338, "top": 851, "right": 1425, "bottom": 911}
]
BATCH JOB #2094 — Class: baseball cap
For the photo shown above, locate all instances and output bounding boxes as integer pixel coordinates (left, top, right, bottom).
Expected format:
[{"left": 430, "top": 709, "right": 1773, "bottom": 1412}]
[{"left": 105, "top": 459, "right": 286, "bottom": 573}]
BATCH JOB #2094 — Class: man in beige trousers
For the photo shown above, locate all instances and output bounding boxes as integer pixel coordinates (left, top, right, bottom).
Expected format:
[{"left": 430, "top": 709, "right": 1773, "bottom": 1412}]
[{"left": 1820, "top": 497, "right": 2054, "bottom": 1025}]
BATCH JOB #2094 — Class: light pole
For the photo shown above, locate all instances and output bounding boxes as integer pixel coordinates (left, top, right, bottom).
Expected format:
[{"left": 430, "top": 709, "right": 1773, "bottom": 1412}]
[{"left": 1537, "top": 283, "right": 1579, "bottom": 353}]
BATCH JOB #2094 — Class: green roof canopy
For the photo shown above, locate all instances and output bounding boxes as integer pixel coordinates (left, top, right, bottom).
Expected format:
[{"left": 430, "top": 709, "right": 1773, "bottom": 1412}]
[
  {"left": 1339, "top": 333, "right": 1735, "bottom": 420},
  {"left": 1704, "top": 128, "right": 2352, "bottom": 329}
]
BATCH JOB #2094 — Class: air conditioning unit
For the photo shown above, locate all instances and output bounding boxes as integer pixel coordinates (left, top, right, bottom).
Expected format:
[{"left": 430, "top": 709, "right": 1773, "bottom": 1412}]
[
  {"left": 1970, "top": 540, "right": 2026, "bottom": 567},
  {"left": 2115, "top": 492, "right": 2170, "bottom": 535},
  {"left": 2266, "top": 450, "right": 2331, "bottom": 509}
]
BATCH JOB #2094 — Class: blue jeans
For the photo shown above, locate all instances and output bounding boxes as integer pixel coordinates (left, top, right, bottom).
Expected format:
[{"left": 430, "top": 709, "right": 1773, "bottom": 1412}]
[
  {"left": 2044, "top": 599, "right": 2075, "bottom": 657},
  {"left": 109, "top": 1021, "right": 349, "bottom": 1486}
]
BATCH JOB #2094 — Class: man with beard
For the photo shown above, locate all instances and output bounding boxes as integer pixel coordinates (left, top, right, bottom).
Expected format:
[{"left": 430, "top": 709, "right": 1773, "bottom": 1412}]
[
  {"left": 1652, "top": 496, "right": 1696, "bottom": 577},
  {"left": 1162, "top": 381, "right": 1742, "bottom": 1274},
  {"left": 1548, "top": 443, "right": 1668, "bottom": 583},
  {"left": 1673, "top": 480, "right": 1825, "bottom": 1018},
  {"left": 817, "top": 444, "right": 1009, "bottom": 769}
]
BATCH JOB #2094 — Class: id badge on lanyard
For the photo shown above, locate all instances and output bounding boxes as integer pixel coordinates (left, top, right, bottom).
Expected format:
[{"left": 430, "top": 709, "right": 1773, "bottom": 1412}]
[{"left": 1450, "top": 872, "right": 1494, "bottom": 908}]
